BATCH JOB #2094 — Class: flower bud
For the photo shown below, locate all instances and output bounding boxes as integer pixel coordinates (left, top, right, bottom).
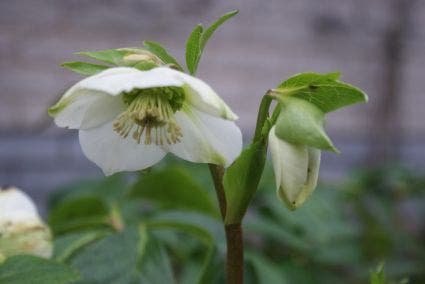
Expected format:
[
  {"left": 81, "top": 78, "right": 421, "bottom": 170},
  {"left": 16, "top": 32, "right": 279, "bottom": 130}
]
[
  {"left": 119, "top": 48, "right": 164, "bottom": 67},
  {"left": 0, "top": 187, "right": 52, "bottom": 259},
  {"left": 268, "top": 127, "right": 321, "bottom": 210}
]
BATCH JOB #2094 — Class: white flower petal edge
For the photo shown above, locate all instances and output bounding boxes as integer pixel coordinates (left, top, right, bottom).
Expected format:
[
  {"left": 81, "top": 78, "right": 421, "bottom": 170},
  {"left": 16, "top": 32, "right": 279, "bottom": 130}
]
[
  {"left": 79, "top": 120, "right": 167, "bottom": 175},
  {"left": 164, "top": 108, "right": 242, "bottom": 167},
  {"left": 0, "top": 187, "right": 52, "bottom": 259},
  {"left": 0, "top": 188, "right": 39, "bottom": 224},
  {"left": 268, "top": 126, "right": 321, "bottom": 210}
]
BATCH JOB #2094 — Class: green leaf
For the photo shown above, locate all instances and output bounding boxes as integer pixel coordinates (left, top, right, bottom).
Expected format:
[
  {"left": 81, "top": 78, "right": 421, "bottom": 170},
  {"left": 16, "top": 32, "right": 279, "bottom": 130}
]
[
  {"left": 185, "top": 10, "right": 238, "bottom": 75},
  {"left": 138, "top": 238, "right": 176, "bottom": 284},
  {"left": 370, "top": 263, "right": 386, "bottom": 284},
  {"left": 200, "top": 10, "right": 238, "bottom": 51},
  {"left": 277, "top": 72, "right": 368, "bottom": 113},
  {"left": 185, "top": 24, "right": 203, "bottom": 75},
  {"left": 145, "top": 211, "right": 224, "bottom": 245},
  {"left": 143, "top": 40, "right": 183, "bottom": 70},
  {"left": 224, "top": 141, "right": 267, "bottom": 224},
  {"left": 0, "top": 255, "right": 79, "bottom": 284},
  {"left": 53, "top": 230, "right": 109, "bottom": 262},
  {"left": 61, "top": 61, "right": 109, "bottom": 76},
  {"left": 70, "top": 227, "right": 140, "bottom": 284},
  {"left": 76, "top": 49, "right": 127, "bottom": 65},
  {"left": 246, "top": 252, "right": 288, "bottom": 284},
  {"left": 133, "top": 60, "right": 158, "bottom": 71},
  {"left": 274, "top": 97, "right": 339, "bottom": 152},
  {"left": 129, "top": 166, "right": 218, "bottom": 217},
  {"left": 48, "top": 196, "right": 111, "bottom": 235}
]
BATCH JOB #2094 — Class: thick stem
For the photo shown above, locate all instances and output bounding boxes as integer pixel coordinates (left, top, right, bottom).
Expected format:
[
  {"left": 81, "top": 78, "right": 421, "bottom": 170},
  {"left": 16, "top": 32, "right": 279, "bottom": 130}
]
[
  {"left": 208, "top": 164, "right": 244, "bottom": 284},
  {"left": 225, "top": 224, "right": 244, "bottom": 284},
  {"left": 253, "top": 94, "right": 273, "bottom": 142}
]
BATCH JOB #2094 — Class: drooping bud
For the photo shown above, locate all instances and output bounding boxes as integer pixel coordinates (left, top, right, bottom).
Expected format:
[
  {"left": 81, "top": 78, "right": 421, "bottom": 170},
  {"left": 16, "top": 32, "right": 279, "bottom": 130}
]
[
  {"left": 268, "top": 126, "right": 321, "bottom": 210},
  {"left": 0, "top": 187, "right": 52, "bottom": 259}
]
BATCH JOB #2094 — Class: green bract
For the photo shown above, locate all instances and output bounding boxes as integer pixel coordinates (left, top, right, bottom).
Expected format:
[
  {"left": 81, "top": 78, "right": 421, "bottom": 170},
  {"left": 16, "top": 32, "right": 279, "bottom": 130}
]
[{"left": 268, "top": 72, "right": 368, "bottom": 210}]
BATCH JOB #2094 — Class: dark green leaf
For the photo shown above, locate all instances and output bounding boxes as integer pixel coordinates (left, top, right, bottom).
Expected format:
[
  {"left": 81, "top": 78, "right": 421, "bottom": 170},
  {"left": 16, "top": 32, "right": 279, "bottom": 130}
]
[
  {"left": 129, "top": 166, "right": 218, "bottom": 217},
  {"left": 246, "top": 252, "right": 288, "bottom": 284},
  {"left": 0, "top": 255, "right": 79, "bottom": 284},
  {"left": 70, "top": 227, "right": 140, "bottom": 284},
  {"left": 143, "top": 40, "right": 183, "bottom": 70},
  {"left": 145, "top": 211, "right": 224, "bottom": 245},
  {"left": 274, "top": 97, "right": 338, "bottom": 152},
  {"left": 277, "top": 72, "right": 368, "bottom": 113},
  {"left": 61, "top": 61, "right": 109, "bottom": 76},
  {"left": 200, "top": 10, "right": 238, "bottom": 51},
  {"left": 138, "top": 238, "right": 175, "bottom": 284},
  {"left": 53, "top": 230, "right": 109, "bottom": 262},
  {"left": 48, "top": 196, "right": 110, "bottom": 234},
  {"left": 185, "top": 24, "right": 203, "bottom": 75},
  {"left": 224, "top": 141, "right": 267, "bottom": 224}
]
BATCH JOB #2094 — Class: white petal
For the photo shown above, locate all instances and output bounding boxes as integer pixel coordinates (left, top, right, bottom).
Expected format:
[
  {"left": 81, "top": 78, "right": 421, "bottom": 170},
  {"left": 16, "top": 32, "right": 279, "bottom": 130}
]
[
  {"left": 77, "top": 67, "right": 184, "bottom": 95},
  {"left": 79, "top": 120, "right": 166, "bottom": 175},
  {"left": 176, "top": 71, "right": 238, "bottom": 120},
  {"left": 0, "top": 188, "right": 40, "bottom": 225},
  {"left": 164, "top": 107, "right": 242, "bottom": 167},
  {"left": 268, "top": 127, "right": 321, "bottom": 209},
  {"left": 50, "top": 89, "right": 107, "bottom": 129},
  {"left": 80, "top": 95, "right": 126, "bottom": 129}
]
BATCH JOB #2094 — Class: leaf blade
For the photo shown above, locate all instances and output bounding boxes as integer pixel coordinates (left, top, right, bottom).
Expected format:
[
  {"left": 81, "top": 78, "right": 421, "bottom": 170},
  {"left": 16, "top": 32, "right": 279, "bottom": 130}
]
[
  {"left": 200, "top": 10, "right": 238, "bottom": 51},
  {"left": 143, "top": 40, "right": 183, "bottom": 70},
  {"left": 185, "top": 24, "right": 204, "bottom": 75},
  {"left": 61, "top": 61, "right": 109, "bottom": 76}
]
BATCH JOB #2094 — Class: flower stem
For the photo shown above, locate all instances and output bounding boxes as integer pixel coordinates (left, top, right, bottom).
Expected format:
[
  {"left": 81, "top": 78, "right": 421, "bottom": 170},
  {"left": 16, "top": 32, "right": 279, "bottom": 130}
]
[
  {"left": 253, "top": 94, "right": 273, "bottom": 142},
  {"left": 208, "top": 164, "right": 244, "bottom": 284},
  {"left": 225, "top": 223, "right": 244, "bottom": 284}
]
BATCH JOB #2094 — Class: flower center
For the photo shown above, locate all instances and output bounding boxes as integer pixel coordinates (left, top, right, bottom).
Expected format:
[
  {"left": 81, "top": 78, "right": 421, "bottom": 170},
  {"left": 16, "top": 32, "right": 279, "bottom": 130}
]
[{"left": 113, "top": 87, "right": 184, "bottom": 145}]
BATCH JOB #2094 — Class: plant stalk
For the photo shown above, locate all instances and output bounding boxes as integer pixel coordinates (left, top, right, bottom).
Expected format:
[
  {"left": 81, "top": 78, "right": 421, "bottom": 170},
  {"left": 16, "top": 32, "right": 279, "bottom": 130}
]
[{"left": 209, "top": 164, "right": 244, "bottom": 284}]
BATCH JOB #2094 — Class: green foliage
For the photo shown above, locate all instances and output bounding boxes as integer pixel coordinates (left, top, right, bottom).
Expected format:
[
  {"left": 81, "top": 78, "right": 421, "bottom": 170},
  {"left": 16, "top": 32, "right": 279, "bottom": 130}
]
[
  {"left": 130, "top": 166, "right": 218, "bottom": 217},
  {"left": 0, "top": 255, "right": 79, "bottom": 284},
  {"left": 185, "top": 24, "right": 204, "bottom": 75},
  {"left": 370, "top": 263, "right": 386, "bottom": 284},
  {"left": 61, "top": 61, "right": 109, "bottom": 76},
  {"left": 223, "top": 141, "right": 267, "bottom": 224},
  {"left": 274, "top": 97, "right": 338, "bottom": 152},
  {"left": 143, "top": 40, "right": 183, "bottom": 70},
  {"left": 185, "top": 10, "right": 238, "bottom": 74},
  {"left": 70, "top": 227, "right": 141, "bottom": 283},
  {"left": 276, "top": 72, "right": 368, "bottom": 113},
  {"left": 76, "top": 49, "right": 127, "bottom": 65}
]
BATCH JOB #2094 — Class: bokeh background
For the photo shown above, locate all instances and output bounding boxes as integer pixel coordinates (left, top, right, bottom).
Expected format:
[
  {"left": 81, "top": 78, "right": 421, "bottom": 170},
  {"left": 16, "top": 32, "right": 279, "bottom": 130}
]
[
  {"left": 1, "top": 0, "right": 425, "bottom": 206},
  {"left": 1, "top": 1, "right": 425, "bottom": 283}
]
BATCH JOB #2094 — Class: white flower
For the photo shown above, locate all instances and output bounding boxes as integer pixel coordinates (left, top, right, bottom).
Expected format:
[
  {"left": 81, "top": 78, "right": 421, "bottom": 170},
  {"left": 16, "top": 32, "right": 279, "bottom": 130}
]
[
  {"left": 0, "top": 187, "right": 52, "bottom": 259},
  {"left": 268, "top": 126, "right": 321, "bottom": 210},
  {"left": 49, "top": 67, "right": 242, "bottom": 175}
]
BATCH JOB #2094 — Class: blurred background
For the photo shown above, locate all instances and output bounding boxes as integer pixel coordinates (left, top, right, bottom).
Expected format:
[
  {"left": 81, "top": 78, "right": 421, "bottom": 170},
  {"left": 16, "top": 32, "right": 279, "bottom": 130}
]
[{"left": 0, "top": 1, "right": 424, "bottom": 283}]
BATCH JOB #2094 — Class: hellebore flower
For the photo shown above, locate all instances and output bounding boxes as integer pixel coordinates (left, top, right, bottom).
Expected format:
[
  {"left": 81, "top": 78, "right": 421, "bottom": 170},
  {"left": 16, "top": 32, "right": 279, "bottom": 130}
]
[
  {"left": 0, "top": 187, "right": 52, "bottom": 259},
  {"left": 268, "top": 126, "right": 321, "bottom": 210},
  {"left": 49, "top": 67, "right": 242, "bottom": 175}
]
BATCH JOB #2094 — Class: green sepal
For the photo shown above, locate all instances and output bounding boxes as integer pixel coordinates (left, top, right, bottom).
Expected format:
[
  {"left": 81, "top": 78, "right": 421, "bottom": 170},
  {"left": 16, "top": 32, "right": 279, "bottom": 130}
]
[
  {"left": 274, "top": 97, "right": 339, "bottom": 153},
  {"left": 76, "top": 49, "right": 127, "bottom": 65},
  {"left": 223, "top": 140, "right": 267, "bottom": 224},
  {"left": 276, "top": 72, "right": 368, "bottom": 113},
  {"left": 133, "top": 61, "right": 158, "bottom": 71},
  {"left": 61, "top": 61, "right": 110, "bottom": 76},
  {"left": 143, "top": 40, "right": 183, "bottom": 70},
  {"left": 185, "top": 24, "right": 204, "bottom": 75}
]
